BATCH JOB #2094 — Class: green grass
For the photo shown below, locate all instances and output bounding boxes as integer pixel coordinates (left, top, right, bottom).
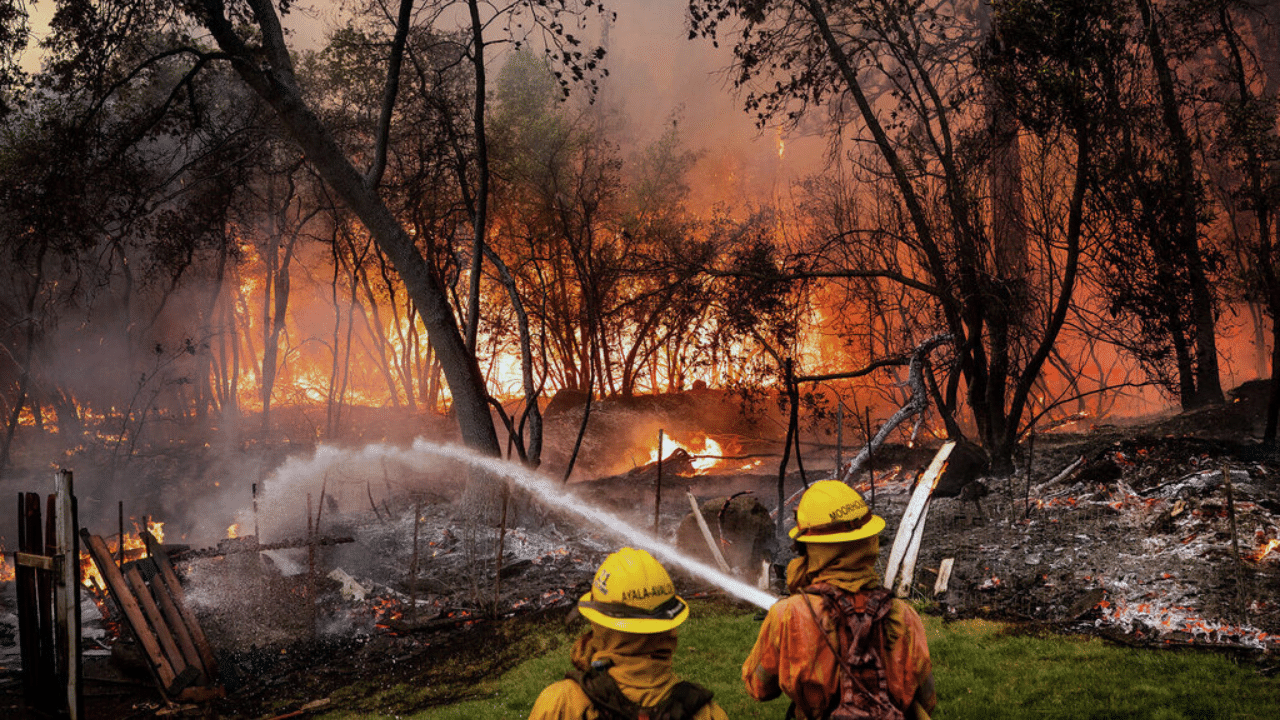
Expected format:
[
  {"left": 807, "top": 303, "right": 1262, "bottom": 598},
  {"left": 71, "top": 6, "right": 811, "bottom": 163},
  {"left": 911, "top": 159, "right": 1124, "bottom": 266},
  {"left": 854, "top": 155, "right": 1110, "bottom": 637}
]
[{"left": 317, "top": 600, "right": 1280, "bottom": 720}]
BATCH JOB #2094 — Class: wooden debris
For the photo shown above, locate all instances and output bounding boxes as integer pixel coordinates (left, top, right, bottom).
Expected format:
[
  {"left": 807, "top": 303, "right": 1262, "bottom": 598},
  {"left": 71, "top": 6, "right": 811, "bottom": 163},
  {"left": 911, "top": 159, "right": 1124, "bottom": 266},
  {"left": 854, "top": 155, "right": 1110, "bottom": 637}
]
[
  {"left": 81, "top": 529, "right": 225, "bottom": 701},
  {"left": 885, "top": 441, "right": 956, "bottom": 596},
  {"left": 933, "top": 558, "right": 954, "bottom": 596},
  {"left": 686, "top": 491, "right": 732, "bottom": 574}
]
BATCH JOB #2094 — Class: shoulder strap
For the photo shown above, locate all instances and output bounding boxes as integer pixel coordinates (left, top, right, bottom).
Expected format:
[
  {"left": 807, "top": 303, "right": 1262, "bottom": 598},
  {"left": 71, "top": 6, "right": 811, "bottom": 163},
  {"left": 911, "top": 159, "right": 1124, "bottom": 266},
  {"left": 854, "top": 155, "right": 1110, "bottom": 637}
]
[
  {"left": 565, "top": 668, "right": 712, "bottom": 720},
  {"left": 800, "top": 585, "right": 904, "bottom": 720},
  {"left": 564, "top": 666, "right": 640, "bottom": 720},
  {"left": 649, "top": 680, "right": 714, "bottom": 720}
]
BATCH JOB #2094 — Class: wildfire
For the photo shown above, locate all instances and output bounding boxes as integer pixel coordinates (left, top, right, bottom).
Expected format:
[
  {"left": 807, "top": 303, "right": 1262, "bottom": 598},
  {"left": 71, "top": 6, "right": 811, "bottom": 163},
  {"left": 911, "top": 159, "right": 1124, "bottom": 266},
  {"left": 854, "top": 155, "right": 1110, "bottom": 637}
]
[
  {"left": 80, "top": 519, "right": 165, "bottom": 591},
  {"left": 649, "top": 434, "right": 726, "bottom": 472}
]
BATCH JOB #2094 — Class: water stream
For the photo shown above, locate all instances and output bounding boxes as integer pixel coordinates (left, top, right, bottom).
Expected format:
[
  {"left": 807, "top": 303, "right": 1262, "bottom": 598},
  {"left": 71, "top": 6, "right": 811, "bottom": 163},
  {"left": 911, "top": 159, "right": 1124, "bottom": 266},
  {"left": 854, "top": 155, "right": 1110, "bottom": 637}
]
[
  {"left": 419, "top": 440, "right": 781, "bottom": 610},
  {"left": 241, "top": 439, "right": 780, "bottom": 611}
]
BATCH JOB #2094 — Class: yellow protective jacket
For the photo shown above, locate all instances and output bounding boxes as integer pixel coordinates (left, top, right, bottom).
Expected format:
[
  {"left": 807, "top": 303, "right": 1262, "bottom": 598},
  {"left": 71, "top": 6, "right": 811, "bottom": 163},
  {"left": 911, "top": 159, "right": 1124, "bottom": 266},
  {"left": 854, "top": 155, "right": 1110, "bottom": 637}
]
[
  {"left": 529, "top": 624, "right": 729, "bottom": 720},
  {"left": 742, "top": 538, "right": 937, "bottom": 720}
]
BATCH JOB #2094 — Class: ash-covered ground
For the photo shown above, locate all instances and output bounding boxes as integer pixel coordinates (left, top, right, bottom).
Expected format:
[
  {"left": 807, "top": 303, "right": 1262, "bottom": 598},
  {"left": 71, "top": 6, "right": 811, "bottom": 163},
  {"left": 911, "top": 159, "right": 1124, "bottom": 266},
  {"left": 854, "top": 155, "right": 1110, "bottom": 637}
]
[{"left": 2, "top": 385, "right": 1280, "bottom": 717}]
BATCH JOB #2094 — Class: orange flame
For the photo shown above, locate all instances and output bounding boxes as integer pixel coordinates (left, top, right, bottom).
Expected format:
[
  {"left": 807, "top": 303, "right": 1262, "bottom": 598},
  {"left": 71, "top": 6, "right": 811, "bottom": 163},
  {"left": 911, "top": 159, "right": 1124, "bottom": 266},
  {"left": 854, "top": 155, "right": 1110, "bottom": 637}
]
[
  {"left": 0, "top": 550, "right": 13, "bottom": 583},
  {"left": 227, "top": 523, "right": 241, "bottom": 539},
  {"left": 1253, "top": 538, "right": 1280, "bottom": 563},
  {"left": 80, "top": 519, "right": 165, "bottom": 591},
  {"left": 649, "top": 434, "right": 728, "bottom": 473}
]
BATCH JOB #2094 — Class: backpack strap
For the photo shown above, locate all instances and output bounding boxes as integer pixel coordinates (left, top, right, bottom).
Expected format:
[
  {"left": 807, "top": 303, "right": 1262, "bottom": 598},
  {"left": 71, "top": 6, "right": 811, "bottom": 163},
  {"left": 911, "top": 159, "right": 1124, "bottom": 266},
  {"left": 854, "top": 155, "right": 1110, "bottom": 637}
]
[
  {"left": 565, "top": 663, "right": 641, "bottom": 720},
  {"left": 800, "top": 585, "right": 904, "bottom": 720},
  {"left": 648, "top": 680, "right": 714, "bottom": 720},
  {"left": 565, "top": 662, "right": 714, "bottom": 720}
]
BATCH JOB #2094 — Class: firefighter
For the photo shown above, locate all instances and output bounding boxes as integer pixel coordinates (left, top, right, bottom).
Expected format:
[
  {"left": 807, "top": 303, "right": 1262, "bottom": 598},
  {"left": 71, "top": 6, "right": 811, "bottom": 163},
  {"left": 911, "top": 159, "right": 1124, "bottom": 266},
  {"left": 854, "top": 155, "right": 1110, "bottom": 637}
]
[
  {"left": 529, "top": 547, "right": 729, "bottom": 720},
  {"left": 743, "top": 480, "right": 937, "bottom": 719}
]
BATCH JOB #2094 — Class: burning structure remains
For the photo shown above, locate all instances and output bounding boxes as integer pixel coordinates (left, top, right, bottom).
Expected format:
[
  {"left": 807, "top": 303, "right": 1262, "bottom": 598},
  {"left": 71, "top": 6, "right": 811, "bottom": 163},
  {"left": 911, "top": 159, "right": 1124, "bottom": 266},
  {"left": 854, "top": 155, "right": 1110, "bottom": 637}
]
[{"left": 0, "top": 390, "right": 1278, "bottom": 717}]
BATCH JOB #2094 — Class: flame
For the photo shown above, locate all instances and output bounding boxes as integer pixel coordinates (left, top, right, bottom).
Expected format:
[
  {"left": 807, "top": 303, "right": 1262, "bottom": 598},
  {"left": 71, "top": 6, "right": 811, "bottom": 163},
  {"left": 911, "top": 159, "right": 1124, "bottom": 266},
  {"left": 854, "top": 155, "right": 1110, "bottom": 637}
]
[
  {"left": 0, "top": 550, "right": 13, "bottom": 582},
  {"left": 1253, "top": 538, "right": 1280, "bottom": 563},
  {"left": 227, "top": 523, "right": 241, "bottom": 539},
  {"left": 648, "top": 434, "right": 727, "bottom": 472},
  {"left": 80, "top": 519, "right": 165, "bottom": 591}
]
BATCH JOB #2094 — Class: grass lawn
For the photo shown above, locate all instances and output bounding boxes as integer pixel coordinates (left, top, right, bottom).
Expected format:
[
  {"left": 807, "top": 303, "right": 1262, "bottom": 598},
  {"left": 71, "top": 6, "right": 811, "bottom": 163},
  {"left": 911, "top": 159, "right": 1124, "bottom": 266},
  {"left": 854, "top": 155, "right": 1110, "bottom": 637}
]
[{"left": 317, "top": 599, "right": 1280, "bottom": 719}]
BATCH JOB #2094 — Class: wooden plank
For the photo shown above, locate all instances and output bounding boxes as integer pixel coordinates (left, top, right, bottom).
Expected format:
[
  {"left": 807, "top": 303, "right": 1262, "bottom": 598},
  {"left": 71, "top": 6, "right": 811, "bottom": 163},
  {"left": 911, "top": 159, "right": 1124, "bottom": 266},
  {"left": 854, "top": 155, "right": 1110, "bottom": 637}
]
[
  {"left": 54, "top": 472, "right": 83, "bottom": 720},
  {"left": 15, "top": 552, "right": 54, "bottom": 571},
  {"left": 885, "top": 441, "right": 955, "bottom": 590},
  {"left": 17, "top": 493, "right": 40, "bottom": 701},
  {"left": 933, "top": 558, "right": 954, "bottom": 597},
  {"left": 143, "top": 531, "right": 218, "bottom": 679},
  {"left": 81, "top": 531, "right": 177, "bottom": 688},
  {"left": 38, "top": 494, "right": 57, "bottom": 692},
  {"left": 146, "top": 568, "right": 205, "bottom": 684},
  {"left": 894, "top": 503, "right": 931, "bottom": 597},
  {"left": 686, "top": 491, "right": 732, "bottom": 574},
  {"left": 125, "top": 566, "right": 191, "bottom": 689}
]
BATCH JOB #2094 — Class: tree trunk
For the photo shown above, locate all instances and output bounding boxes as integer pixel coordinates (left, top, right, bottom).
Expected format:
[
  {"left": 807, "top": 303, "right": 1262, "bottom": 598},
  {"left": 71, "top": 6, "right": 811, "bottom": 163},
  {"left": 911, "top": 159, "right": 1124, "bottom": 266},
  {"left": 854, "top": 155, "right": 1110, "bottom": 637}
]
[
  {"left": 1138, "top": 0, "right": 1223, "bottom": 408},
  {"left": 199, "top": 0, "right": 500, "bottom": 456}
]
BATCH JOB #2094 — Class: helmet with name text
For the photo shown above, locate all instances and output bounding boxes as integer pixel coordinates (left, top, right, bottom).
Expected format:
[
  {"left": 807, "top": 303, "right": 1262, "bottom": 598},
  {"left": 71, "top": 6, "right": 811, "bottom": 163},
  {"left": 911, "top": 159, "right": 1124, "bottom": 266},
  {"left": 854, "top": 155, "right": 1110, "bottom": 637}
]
[
  {"left": 790, "top": 480, "right": 885, "bottom": 543},
  {"left": 577, "top": 547, "right": 689, "bottom": 633}
]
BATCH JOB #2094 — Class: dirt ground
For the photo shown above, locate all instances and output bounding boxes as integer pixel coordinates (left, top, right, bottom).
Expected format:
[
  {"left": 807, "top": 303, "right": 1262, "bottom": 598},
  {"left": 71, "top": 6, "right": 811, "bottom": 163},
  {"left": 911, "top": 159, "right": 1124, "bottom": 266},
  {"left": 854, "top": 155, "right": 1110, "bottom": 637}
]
[{"left": 2, "top": 384, "right": 1280, "bottom": 717}]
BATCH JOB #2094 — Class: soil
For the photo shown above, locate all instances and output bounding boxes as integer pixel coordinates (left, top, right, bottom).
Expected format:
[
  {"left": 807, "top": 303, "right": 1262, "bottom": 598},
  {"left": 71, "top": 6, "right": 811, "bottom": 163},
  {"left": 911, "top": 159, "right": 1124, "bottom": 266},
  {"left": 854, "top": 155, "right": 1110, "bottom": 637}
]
[{"left": 2, "top": 384, "right": 1280, "bottom": 718}]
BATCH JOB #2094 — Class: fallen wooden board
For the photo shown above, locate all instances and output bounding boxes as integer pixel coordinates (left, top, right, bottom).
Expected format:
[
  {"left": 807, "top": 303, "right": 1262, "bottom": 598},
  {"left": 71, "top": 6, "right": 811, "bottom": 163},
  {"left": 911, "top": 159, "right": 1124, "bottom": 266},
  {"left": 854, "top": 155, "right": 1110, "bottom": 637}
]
[
  {"left": 894, "top": 503, "right": 931, "bottom": 597},
  {"left": 81, "top": 531, "right": 177, "bottom": 691},
  {"left": 143, "top": 531, "right": 219, "bottom": 680},
  {"left": 933, "top": 557, "right": 954, "bottom": 596},
  {"left": 884, "top": 441, "right": 956, "bottom": 594},
  {"left": 687, "top": 491, "right": 732, "bottom": 574}
]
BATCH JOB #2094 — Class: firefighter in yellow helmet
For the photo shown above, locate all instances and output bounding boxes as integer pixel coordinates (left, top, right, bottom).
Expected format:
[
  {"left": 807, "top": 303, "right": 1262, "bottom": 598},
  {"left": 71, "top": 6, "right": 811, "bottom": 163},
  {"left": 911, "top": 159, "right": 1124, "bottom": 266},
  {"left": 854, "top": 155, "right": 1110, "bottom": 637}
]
[
  {"left": 529, "top": 547, "right": 729, "bottom": 720},
  {"left": 743, "top": 480, "right": 937, "bottom": 719}
]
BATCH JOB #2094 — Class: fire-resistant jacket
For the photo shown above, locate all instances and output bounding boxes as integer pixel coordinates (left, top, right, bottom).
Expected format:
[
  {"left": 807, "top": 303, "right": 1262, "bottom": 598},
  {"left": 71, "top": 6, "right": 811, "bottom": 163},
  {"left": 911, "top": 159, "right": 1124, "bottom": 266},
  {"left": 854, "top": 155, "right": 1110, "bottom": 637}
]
[
  {"left": 743, "top": 588, "right": 936, "bottom": 720},
  {"left": 529, "top": 625, "right": 729, "bottom": 720}
]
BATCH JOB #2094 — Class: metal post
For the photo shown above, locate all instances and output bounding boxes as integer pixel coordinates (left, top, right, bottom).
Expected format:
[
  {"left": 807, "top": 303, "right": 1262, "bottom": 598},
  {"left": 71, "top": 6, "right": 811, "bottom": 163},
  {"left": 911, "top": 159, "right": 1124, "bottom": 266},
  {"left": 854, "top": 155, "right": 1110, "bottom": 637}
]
[
  {"left": 410, "top": 499, "right": 421, "bottom": 623},
  {"left": 835, "top": 403, "right": 843, "bottom": 480},
  {"left": 863, "top": 407, "right": 875, "bottom": 510},
  {"left": 654, "top": 430, "right": 664, "bottom": 536}
]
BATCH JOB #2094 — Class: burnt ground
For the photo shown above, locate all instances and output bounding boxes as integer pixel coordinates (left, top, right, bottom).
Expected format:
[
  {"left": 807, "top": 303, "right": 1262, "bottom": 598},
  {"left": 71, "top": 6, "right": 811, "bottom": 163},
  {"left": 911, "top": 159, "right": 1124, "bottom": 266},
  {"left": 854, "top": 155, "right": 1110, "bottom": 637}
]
[{"left": 2, "top": 384, "right": 1280, "bottom": 717}]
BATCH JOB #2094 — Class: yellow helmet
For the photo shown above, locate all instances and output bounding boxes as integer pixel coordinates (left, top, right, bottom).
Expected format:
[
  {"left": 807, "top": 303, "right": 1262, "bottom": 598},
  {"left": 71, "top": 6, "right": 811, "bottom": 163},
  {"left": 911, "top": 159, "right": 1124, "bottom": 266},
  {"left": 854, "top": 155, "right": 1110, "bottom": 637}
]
[
  {"left": 577, "top": 547, "right": 689, "bottom": 633},
  {"left": 790, "top": 480, "right": 885, "bottom": 543}
]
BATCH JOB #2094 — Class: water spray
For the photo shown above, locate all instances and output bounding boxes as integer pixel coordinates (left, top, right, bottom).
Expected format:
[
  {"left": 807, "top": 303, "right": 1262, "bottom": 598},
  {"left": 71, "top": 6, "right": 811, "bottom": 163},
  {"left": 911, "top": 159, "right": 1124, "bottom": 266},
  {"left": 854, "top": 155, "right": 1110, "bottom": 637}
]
[
  {"left": 417, "top": 440, "right": 781, "bottom": 611},
  {"left": 242, "top": 439, "right": 780, "bottom": 611}
]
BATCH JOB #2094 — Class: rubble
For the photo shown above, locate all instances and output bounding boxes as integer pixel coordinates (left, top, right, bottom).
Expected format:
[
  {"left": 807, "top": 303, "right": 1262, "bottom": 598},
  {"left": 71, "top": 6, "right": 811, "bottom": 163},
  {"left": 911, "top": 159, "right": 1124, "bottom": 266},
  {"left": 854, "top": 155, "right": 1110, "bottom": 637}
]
[{"left": 3, "top": 392, "right": 1280, "bottom": 717}]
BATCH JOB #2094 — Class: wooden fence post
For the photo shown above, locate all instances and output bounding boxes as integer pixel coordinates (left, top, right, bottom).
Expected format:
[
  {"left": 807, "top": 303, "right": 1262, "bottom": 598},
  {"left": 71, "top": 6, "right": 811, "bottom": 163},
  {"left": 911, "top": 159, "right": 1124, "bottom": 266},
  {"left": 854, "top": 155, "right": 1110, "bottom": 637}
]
[{"left": 55, "top": 470, "right": 83, "bottom": 719}]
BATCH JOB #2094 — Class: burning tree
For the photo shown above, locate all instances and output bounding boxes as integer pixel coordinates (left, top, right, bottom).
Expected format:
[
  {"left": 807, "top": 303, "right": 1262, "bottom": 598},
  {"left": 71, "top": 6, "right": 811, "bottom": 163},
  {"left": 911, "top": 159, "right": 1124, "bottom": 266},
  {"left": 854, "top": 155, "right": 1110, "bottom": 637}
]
[{"left": 687, "top": 0, "right": 1092, "bottom": 472}]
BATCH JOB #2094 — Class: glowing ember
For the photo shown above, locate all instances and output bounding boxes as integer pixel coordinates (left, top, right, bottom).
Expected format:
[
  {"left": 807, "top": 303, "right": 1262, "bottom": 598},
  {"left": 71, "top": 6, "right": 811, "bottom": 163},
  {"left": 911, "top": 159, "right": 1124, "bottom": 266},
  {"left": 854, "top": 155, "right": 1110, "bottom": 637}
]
[{"left": 1096, "top": 594, "right": 1278, "bottom": 649}]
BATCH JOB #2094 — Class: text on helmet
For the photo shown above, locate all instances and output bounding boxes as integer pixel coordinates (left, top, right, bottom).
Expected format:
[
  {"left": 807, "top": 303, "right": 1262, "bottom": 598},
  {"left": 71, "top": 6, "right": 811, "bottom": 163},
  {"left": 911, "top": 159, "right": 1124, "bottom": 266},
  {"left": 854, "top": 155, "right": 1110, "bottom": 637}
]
[
  {"left": 829, "top": 497, "right": 867, "bottom": 522},
  {"left": 620, "top": 583, "right": 675, "bottom": 603}
]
